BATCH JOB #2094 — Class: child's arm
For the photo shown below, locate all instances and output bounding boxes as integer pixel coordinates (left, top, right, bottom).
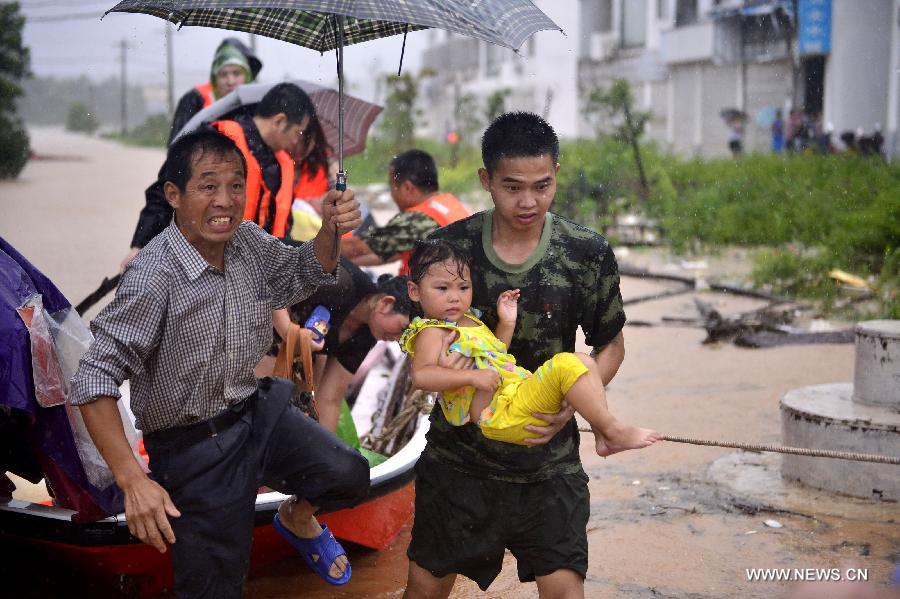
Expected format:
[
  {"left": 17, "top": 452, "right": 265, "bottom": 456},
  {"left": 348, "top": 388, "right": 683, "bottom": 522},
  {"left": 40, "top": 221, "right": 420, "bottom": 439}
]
[
  {"left": 494, "top": 289, "right": 520, "bottom": 348},
  {"left": 410, "top": 328, "right": 499, "bottom": 393}
]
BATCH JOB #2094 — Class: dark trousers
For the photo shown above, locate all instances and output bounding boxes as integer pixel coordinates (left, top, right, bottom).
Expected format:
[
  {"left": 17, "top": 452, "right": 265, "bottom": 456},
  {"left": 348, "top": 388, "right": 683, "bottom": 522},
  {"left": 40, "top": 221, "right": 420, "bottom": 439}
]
[{"left": 143, "top": 378, "right": 370, "bottom": 599}]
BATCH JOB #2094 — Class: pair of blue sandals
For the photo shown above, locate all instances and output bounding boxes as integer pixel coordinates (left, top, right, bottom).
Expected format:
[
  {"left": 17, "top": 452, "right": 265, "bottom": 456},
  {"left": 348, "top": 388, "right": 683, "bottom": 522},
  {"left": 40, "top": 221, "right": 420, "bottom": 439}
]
[{"left": 273, "top": 306, "right": 351, "bottom": 586}]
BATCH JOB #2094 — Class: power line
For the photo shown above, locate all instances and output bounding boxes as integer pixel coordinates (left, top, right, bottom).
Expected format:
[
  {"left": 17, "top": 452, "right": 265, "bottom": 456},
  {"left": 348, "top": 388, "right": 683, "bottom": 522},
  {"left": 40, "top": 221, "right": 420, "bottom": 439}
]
[
  {"left": 26, "top": 11, "right": 105, "bottom": 23},
  {"left": 19, "top": 0, "right": 108, "bottom": 8}
]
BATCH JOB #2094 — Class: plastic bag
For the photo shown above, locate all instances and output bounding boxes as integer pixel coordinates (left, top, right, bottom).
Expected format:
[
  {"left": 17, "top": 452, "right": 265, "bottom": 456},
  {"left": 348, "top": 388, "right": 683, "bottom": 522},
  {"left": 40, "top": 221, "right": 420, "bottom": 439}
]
[
  {"left": 16, "top": 295, "right": 66, "bottom": 407},
  {"left": 17, "top": 293, "right": 145, "bottom": 488}
]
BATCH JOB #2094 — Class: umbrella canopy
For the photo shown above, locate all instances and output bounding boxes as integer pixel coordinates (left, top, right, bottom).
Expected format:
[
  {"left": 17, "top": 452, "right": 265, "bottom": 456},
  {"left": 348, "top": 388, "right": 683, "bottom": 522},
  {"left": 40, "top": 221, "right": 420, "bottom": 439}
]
[
  {"left": 720, "top": 108, "right": 748, "bottom": 123},
  {"left": 105, "top": 1, "right": 559, "bottom": 52},
  {"left": 105, "top": 0, "right": 561, "bottom": 254},
  {"left": 175, "top": 79, "right": 382, "bottom": 157}
]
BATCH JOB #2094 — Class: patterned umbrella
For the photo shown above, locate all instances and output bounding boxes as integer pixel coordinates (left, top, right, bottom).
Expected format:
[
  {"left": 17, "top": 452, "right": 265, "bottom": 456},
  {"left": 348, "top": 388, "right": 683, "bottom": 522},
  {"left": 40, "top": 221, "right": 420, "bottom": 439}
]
[
  {"left": 175, "top": 79, "right": 383, "bottom": 157},
  {"left": 105, "top": 1, "right": 557, "bottom": 53},
  {"left": 105, "top": 0, "right": 560, "bottom": 250}
]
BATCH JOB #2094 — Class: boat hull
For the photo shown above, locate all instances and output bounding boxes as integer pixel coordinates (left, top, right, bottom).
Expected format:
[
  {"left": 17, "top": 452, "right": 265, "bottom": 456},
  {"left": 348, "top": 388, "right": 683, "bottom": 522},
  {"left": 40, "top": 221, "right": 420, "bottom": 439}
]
[{"left": 1, "top": 415, "right": 428, "bottom": 596}]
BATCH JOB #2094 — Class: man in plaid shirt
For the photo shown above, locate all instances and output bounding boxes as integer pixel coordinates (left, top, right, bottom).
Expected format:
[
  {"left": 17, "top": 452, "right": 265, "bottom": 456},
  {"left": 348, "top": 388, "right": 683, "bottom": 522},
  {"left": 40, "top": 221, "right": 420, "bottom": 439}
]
[{"left": 70, "top": 127, "right": 367, "bottom": 596}]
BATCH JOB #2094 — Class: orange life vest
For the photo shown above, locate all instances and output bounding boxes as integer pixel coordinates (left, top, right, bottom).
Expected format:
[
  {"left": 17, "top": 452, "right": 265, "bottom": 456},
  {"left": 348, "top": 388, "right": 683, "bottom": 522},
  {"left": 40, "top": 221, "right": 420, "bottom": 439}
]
[
  {"left": 195, "top": 82, "right": 216, "bottom": 108},
  {"left": 212, "top": 120, "right": 295, "bottom": 238},
  {"left": 294, "top": 164, "right": 329, "bottom": 200},
  {"left": 398, "top": 193, "right": 471, "bottom": 276}
]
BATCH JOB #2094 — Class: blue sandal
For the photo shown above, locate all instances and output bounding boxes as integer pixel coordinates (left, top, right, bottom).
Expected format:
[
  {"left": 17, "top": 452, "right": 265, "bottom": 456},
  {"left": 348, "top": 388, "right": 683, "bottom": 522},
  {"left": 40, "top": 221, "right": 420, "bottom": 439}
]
[{"left": 273, "top": 514, "right": 352, "bottom": 585}]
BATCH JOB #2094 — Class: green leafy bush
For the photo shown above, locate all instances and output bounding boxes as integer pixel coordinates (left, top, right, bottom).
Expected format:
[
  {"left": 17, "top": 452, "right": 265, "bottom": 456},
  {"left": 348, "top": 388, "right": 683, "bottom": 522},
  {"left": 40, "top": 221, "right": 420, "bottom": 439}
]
[
  {"left": 1, "top": 2, "right": 31, "bottom": 180},
  {"left": 0, "top": 115, "right": 30, "bottom": 179},
  {"left": 66, "top": 101, "right": 101, "bottom": 134}
]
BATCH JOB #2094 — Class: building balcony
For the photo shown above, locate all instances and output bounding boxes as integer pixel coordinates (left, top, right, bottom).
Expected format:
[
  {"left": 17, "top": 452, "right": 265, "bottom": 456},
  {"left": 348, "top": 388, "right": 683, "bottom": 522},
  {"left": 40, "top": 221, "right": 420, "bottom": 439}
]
[{"left": 661, "top": 21, "right": 715, "bottom": 64}]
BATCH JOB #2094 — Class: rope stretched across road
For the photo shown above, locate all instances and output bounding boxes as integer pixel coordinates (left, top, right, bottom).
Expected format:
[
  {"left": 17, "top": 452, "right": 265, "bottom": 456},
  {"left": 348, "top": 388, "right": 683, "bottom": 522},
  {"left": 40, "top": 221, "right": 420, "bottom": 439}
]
[{"left": 577, "top": 429, "right": 900, "bottom": 465}]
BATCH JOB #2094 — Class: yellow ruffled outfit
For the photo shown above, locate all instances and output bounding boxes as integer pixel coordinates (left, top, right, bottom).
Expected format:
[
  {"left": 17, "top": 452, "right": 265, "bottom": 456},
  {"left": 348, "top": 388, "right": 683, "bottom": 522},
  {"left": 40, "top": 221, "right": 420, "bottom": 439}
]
[{"left": 400, "top": 311, "right": 589, "bottom": 445}]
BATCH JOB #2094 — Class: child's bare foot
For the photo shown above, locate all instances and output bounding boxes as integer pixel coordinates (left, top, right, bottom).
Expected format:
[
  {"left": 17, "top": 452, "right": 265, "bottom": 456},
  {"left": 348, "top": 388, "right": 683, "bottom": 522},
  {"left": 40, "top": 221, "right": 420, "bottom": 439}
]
[{"left": 594, "top": 425, "right": 663, "bottom": 457}]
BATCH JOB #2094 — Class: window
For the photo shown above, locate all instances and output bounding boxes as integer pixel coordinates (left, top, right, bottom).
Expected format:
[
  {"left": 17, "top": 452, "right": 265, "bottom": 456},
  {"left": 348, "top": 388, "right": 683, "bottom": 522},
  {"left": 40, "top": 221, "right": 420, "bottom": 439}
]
[
  {"left": 675, "top": 0, "right": 699, "bottom": 26},
  {"left": 485, "top": 42, "right": 502, "bottom": 77},
  {"left": 658, "top": 0, "right": 670, "bottom": 20},
  {"left": 622, "top": 0, "right": 647, "bottom": 48},
  {"left": 593, "top": 0, "right": 613, "bottom": 33}
]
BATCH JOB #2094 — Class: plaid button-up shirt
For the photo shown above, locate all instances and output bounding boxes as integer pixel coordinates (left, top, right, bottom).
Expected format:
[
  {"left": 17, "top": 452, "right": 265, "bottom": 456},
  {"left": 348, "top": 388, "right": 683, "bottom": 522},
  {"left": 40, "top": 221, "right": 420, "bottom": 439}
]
[{"left": 70, "top": 220, "right": 336, "bottom": 433}]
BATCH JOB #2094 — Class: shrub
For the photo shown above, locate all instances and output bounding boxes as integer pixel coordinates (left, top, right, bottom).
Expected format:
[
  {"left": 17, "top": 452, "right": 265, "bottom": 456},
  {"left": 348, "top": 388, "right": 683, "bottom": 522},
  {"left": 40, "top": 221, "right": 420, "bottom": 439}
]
[
  {"left": 66, "top": 101, "right": 101, "bottom": 134},
  {"left": 0, "top": 115, "right": 30, "bottom": 179},
  {"left": 0, "top": 2, "right": 30, "bottom": 180}
]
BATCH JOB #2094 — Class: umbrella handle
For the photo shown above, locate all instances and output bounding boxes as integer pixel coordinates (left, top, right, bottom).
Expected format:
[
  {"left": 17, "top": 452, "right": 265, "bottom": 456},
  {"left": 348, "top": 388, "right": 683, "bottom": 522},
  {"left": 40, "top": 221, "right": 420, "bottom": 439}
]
[{"left": 331, "top": 171, "right": 347, "bottom": 259}]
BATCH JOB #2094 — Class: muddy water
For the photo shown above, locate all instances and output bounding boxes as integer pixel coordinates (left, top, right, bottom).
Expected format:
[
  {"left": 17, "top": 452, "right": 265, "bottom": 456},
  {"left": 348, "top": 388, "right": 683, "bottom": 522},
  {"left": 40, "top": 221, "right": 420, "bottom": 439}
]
[{"left": 2, "top": 130, "right": 898, "bottom": 598}]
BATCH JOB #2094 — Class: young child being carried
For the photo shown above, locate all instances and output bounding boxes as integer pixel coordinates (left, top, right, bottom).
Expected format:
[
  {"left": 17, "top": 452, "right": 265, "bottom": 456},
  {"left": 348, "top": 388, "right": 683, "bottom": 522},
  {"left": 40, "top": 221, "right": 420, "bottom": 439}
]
[{"left": 400, "top": 239, "right": 662, "bottom": 456}]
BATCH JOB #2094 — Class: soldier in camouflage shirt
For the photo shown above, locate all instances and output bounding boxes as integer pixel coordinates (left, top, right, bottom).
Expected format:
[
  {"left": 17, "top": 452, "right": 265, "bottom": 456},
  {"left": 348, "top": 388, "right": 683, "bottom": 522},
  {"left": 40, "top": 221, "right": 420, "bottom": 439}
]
[
  {"left": 341, "top": 150, "right": 470, "bottom": 272},
  {"left": 353, "top": 209, "right": 437, "bottom": 264},
  {"left": 405, "top": 113, "right": 627, "bottom": 597}
]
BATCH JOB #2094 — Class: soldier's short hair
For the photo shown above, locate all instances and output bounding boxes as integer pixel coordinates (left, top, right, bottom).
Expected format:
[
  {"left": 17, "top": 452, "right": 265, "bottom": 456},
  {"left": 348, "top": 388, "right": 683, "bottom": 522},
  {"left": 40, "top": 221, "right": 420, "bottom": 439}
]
[
  {"left": 408, "top": 239, "right": 470, "bottom": 284},
  {"left": 390, "top": 149, "right": 439, "bottom": 193},
  {"left": 481, "top": 111, "right": 559, "bottom": 175}
]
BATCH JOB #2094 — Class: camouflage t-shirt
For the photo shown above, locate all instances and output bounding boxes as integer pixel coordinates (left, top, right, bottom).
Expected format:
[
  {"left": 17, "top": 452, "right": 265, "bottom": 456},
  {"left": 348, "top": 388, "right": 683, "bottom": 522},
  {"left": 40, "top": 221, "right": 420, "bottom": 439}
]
[
  {"left": 359, "top": 210, "right": 439, "bottom": 261},
  {"left": 425, "top": 210, "right": 626, "bottom": 482}
]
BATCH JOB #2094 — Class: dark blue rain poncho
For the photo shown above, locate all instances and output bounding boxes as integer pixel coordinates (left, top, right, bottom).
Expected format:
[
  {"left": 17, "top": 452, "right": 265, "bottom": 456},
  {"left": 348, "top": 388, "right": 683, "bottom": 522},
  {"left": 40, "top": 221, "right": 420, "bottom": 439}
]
[{"left": 0, "top": 236, "right": 124, "bottom": 521}]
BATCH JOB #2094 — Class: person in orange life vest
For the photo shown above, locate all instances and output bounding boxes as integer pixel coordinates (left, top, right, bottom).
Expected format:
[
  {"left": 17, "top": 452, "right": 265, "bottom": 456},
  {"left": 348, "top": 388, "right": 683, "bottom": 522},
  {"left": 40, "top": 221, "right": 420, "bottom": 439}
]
[
  {"left": 294, "top": 118, "right": 333, "bottom": 204},
  {"left": 341, "top": 150, "right": 471, "bottom": 275},
  {"left": 288, "top": 118, "right": 335, "bottom": 241},
  {"left": 122, "top": 83, "right": 313, "bottom": 271},
  {"left": 167, "top": 37, "right": 262, "bottom": 146}
]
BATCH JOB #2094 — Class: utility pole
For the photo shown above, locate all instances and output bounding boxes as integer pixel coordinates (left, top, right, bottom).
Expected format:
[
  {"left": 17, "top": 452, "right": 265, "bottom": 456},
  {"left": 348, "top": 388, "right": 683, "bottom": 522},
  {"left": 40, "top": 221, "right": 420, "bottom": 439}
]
[
  {"left": 118, "top": 39, "right": 128, "bottom": 135},
  {"left": 166, "top": 24, "right": 175, "bottom": 115}
]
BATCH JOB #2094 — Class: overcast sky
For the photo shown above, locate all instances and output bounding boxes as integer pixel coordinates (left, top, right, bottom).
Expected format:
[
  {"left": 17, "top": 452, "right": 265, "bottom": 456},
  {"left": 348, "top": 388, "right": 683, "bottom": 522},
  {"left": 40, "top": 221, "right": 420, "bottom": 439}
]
[{"left": 21, "top": 1, "right": 431, "bottom": 104}]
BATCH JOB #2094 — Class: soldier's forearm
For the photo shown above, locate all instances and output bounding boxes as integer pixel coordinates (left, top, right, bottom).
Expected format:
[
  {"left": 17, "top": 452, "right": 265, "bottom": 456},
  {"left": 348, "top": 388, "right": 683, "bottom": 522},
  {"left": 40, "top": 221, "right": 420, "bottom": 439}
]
[{"left": 592, "top": 330, "right": 625, "bottom": 385}]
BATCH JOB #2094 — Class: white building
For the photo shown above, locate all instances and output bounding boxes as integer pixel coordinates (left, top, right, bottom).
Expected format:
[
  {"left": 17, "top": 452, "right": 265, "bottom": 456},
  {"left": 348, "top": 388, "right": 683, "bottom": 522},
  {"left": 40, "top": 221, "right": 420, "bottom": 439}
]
[
  {"left": 420, "top": 0, "right": 900, "bottom": 158},
  {"left": 419, "top": 1, "right": 582, "bottom": 140}
]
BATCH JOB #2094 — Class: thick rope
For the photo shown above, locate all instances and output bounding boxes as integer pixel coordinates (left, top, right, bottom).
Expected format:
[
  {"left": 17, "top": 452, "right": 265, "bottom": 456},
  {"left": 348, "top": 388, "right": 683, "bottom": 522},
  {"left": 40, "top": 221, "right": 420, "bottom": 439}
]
[
  {"left": 361, "top": 390, "right": 432, "bottom": 454},
  {"left": 578, "top": 429, "right": 900, "bottom": 465}
]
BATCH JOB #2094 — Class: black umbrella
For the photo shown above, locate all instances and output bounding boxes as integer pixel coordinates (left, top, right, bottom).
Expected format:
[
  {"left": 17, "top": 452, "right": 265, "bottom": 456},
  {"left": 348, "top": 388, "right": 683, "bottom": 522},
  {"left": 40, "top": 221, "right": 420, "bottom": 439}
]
[{"left": 105, "top": 0, "right": 561, "bottom": 253}]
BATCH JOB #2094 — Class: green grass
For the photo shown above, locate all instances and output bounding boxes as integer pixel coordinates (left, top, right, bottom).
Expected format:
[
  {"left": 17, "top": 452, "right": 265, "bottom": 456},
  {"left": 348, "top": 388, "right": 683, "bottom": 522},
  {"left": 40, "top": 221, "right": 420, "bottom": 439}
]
[{"left": 104, "top": 114, "right": 169, "bottom": 148}]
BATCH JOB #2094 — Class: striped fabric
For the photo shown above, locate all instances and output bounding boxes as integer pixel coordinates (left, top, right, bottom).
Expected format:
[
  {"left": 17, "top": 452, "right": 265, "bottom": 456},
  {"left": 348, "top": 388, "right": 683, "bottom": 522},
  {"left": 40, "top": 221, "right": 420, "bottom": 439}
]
[{"left": 106, "top": 0, "right": 560, "bottom": 53}]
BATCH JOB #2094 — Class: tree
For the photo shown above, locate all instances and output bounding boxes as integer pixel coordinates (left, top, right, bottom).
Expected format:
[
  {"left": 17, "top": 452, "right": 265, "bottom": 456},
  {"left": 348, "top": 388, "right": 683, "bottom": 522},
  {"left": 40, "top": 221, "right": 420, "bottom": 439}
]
[
  {"left": 583, "top": 79, "right": 651, "bottom": 202},
  {"left": 454, "top": 92, "right": 481, "bottom": 146},
  {"left": 66, "top": 101, "right": 101, "bottom": 134},
  {"left": 0, "top": 2, "right": 31, "bottom": 179},
  {"left": 379, "top": 69, "right": 433, "bottom": 153},
  {"left": 484, "top": 88, "right": 511, "bottom": 123}
]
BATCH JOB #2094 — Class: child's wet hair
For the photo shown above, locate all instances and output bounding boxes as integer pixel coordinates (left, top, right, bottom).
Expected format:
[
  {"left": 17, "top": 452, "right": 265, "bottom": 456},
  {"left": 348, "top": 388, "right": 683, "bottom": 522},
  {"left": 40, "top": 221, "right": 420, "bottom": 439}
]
[{"left": 408, "top": 239, "right": 471, "bottom": 284}]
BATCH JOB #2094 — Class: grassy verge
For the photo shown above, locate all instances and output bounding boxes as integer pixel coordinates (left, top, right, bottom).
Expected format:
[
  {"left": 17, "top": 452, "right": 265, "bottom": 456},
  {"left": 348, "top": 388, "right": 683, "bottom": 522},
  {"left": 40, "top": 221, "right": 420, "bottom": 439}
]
[
  {"left": 562, "top": 143, "right": 899, "bottom": 318},
  {"left": 103, "top": 114, "right": 169, "bottom": 148}
]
